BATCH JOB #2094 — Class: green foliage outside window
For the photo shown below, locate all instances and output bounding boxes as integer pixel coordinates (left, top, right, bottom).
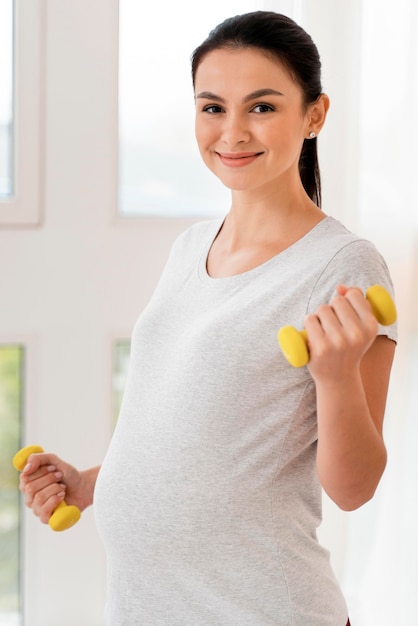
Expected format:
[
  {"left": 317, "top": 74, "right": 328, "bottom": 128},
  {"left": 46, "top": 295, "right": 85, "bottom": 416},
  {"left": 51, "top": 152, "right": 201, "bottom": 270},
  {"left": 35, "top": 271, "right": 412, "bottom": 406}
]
[{"left": 0, "top": 346, "right": 23, "bottom": 624}]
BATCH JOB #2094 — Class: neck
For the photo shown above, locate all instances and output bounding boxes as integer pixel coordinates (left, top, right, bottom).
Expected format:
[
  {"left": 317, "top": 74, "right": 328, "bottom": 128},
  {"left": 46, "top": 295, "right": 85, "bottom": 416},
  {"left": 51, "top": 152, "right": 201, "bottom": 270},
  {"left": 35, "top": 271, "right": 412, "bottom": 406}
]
[{"left": 223, "top": 185, "right": 324, "bottom": 250}]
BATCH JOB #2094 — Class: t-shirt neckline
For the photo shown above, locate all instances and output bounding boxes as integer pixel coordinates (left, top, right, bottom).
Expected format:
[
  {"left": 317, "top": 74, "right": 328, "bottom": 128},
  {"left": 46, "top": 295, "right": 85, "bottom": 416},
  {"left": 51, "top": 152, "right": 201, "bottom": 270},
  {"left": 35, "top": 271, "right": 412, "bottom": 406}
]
[{"left": 198, "top": 215, "right": 333, "bottom": 284}]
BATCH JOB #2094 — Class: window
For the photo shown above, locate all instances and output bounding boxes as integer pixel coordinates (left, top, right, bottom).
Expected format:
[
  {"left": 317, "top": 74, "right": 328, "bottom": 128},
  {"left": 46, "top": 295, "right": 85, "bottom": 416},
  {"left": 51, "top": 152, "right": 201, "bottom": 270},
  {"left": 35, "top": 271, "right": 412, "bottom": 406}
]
[
  {"left": 0, "top": 345, "right": 24, "bottom": 626},
  {"left": 0, "top": 0, "right": 43, "bottom": 226},
  {"left": 118, "top": 0, "right": 284, "bottom": 219},
  {"left": 0, "top": 0, "right": 13, "bottom": 198}
]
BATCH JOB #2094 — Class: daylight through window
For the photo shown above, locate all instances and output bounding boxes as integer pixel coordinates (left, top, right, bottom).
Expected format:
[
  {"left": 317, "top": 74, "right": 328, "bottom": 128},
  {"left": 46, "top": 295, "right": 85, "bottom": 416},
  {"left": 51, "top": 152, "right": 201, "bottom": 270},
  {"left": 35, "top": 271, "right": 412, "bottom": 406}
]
[{"left": 0, "top": 0, "right": 14, "bottom": 197}]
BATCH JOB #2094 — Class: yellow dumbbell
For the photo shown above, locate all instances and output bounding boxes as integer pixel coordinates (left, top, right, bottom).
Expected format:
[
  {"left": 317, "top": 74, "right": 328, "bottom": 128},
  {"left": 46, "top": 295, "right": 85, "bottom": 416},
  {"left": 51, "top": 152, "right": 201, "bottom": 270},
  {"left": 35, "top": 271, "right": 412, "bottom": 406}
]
[
  {"left": 278, "top": 284, "right": 397, "bottom": 368},
  {"left": 12, "top": 445, "right": 81, "bottom": 532}
]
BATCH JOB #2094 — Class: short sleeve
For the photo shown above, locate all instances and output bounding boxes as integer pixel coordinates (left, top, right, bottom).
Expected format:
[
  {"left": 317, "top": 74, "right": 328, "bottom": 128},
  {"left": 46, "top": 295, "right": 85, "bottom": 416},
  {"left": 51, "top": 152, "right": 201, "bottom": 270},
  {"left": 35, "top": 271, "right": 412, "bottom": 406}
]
[{"left": 307, "top": 239, "right": 398, "bottom": 343}]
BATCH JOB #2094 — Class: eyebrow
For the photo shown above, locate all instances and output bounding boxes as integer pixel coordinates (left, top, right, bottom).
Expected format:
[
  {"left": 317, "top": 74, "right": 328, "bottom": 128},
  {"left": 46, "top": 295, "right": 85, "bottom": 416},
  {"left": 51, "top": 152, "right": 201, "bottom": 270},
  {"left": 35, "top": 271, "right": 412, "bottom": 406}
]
[{"left": 195, "top": 88, "right": 285, "bottom": 103}]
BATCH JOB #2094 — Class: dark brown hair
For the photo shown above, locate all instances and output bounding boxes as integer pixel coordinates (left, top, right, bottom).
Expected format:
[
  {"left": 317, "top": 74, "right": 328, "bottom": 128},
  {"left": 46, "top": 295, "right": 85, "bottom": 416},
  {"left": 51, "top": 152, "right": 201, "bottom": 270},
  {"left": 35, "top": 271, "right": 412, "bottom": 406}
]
[{"left": 191, "top": 11, "right": 324, "bottom": 207}]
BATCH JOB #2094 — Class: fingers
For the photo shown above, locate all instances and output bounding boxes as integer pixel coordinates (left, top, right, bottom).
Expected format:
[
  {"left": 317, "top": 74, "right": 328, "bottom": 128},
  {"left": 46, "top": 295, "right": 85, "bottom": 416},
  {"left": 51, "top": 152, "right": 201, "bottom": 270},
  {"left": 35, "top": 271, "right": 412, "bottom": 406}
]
[
  {"left": 305, "top": 286, "right": 379, "bottom": 375},
  {"left": 19, "top": 453, "right": 67, "bottom": 525},
  {"left": 335, "top": 284, "right": 362, "bottom": 298},
  {"left": 336, "top": 288, "right": 379, "bottom": 337},
  {"left": 335, "top": 283, "right": 349, "bottom": 297},
  {"left": 21, "top": 452, "right": 61, "bottom": 476},
  {"left": 20, "top": 464, "right": 63, "bottom": 498},
  {"left": 310, "top": 287, "right": 378, "bottom": 337},
  {"left": 26, "top": 482, "right": 67, "bottom": 524}
]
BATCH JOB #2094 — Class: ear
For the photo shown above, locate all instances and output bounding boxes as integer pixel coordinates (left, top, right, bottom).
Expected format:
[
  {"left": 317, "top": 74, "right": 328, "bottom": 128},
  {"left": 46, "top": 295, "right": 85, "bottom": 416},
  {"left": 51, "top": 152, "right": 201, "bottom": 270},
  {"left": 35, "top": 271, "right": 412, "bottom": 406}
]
[{"left": 306, "top": 93, "right": 330, "bottom": 138}]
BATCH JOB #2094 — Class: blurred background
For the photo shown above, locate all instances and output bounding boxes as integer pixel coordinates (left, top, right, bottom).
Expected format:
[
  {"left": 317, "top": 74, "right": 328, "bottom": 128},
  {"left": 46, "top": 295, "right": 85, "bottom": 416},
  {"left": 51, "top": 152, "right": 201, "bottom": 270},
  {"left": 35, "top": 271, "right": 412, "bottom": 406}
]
[{"left": 0, "top": 0, "right": 417, "bottom": 624}]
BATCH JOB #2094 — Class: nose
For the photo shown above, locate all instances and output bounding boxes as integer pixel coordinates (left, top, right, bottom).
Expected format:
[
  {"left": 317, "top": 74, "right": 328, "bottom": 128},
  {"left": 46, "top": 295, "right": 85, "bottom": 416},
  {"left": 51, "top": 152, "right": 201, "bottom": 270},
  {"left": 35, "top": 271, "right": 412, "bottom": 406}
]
[{"left": 221, "top": 112, "right": 251, "bottom": 146}]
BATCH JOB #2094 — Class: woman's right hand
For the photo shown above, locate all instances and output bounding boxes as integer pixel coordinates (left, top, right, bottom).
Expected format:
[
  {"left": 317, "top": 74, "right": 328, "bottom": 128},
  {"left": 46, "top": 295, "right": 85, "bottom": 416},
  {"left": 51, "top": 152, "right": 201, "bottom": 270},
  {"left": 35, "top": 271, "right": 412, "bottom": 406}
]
[{"left": 19, "top": 452, "right": 97, "bottom": 525}]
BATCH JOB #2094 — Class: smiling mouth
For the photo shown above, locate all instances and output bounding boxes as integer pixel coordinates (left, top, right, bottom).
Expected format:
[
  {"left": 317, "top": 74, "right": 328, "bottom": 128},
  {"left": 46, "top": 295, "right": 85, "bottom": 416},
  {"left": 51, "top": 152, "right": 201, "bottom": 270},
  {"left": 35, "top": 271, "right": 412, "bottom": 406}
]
[{"left": 216, "top": 152, "right": 263, "bottom": 167}]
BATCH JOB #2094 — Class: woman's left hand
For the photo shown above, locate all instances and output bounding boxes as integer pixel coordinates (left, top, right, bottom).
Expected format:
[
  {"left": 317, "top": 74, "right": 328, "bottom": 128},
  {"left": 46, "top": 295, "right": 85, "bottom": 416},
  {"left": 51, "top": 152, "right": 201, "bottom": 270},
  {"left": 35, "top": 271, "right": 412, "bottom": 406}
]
[{"left": 305, "top": 284, "right": 379, "bottom": 382}]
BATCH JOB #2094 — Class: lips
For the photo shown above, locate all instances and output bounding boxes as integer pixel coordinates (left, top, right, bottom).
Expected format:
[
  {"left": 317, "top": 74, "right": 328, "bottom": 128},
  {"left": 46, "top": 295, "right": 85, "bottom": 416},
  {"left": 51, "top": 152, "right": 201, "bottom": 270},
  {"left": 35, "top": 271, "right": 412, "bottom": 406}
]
[{"left": 216, "top": 152, "right": 262, "bottom": 167}]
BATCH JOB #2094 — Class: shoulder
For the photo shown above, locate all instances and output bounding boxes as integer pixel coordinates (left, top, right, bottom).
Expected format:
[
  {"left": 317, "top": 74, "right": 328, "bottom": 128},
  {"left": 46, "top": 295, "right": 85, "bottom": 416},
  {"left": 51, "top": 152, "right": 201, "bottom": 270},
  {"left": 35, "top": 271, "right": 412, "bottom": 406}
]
[
  {"left": 310, "top": 216, "right": 375, "bottom": 249},
  {"left": 306, "top": 216, "right": 388, "bottom": 273},
  {"left": 170, "top": 218, "right": 223, "bottom": 255},
  {"left": 318, "top": 216, "right": 389, "bottom": 273},
  {"left": 307, "top": 217, "right": 397, "bottom": 341},
  {"left": 291, "top": 217, "right": 392, "bottom": 297}
]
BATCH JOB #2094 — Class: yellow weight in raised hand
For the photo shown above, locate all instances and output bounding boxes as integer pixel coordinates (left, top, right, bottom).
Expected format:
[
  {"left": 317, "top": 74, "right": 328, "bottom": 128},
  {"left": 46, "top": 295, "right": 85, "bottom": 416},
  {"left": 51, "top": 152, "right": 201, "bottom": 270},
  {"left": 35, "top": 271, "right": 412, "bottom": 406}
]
[{"left": 277, "top": 285, "right": 397, "bottom": 368}]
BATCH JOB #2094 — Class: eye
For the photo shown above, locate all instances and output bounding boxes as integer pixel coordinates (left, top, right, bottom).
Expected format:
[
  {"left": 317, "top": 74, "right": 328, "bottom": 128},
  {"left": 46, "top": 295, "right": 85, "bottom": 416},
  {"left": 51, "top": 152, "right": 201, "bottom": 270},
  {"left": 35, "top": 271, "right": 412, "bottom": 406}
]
[
  {"left": 202, "top": 104, "right": 224, "bottom": 114},
  {"left": 251, "top": 103, "right": 275, "bottom": 113}
]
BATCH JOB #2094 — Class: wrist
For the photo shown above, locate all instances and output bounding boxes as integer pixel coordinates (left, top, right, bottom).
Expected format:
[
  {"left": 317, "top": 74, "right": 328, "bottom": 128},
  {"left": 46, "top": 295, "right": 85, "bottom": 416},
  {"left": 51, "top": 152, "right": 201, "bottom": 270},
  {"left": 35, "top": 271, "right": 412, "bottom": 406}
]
[
  {"left": 313, "top": 367, "right": 363, "bottom": 392},
  {"left": 79, "top": 465, "right": 101, "bottom": 510}
]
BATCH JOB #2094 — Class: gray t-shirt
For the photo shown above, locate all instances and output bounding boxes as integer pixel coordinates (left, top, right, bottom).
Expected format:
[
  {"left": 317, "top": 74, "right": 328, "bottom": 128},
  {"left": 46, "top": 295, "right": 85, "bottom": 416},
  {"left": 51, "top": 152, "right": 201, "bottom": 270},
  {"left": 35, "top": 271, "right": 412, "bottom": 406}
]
[{"left": 94, "top": 216, "right": 397, "bottom": 626}]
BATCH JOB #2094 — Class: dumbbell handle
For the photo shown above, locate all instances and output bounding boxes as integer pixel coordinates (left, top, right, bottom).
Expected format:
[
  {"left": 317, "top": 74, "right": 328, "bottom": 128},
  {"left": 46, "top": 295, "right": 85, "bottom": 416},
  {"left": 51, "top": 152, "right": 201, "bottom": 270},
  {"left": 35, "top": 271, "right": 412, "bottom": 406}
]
[
  {"left": 278, "top": 285, "right": 397, "bottom": 368},
  {"left": 12, "top": 445, "right": 81, "bottom": 532}
]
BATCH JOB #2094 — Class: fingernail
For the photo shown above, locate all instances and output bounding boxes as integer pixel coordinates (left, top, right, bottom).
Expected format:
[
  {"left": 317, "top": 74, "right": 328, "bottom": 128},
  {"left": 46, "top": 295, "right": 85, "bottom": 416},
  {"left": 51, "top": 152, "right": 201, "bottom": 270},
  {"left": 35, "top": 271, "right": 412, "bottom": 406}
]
[
  {"left": 57, "top": 491, "right": 65, "bottom": 498},
  {"left": 54, "top": 471, "right": 63, "bottom": 479},
  {"left": 23, "top": 463, "right": 32, "bottom": 473},
  {"left": 47, "top": 465, "right": 56, "bottom": 472}
]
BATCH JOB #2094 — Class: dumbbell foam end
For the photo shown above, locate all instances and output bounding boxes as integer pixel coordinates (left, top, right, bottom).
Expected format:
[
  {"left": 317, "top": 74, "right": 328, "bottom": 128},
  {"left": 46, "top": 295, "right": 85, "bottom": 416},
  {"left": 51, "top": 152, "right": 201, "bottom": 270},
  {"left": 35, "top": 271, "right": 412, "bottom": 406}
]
[
  {"left": 12, "top": 445, "right": 44, "bottom": 471},
  {"left": 366, "top": 285, "right": 397, "bottom": 326},
  {"left": 49, "top": 501, "right": 81, "bottom": 531},
  {"left": 277, "top": 327, "right": 309, "bottom": 368}
]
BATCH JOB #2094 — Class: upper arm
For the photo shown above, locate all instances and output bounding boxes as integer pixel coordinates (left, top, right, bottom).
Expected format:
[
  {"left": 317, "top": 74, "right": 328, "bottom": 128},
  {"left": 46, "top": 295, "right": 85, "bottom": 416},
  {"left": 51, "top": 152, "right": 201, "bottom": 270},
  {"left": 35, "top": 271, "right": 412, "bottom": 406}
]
[{"left": 360, "top": 335, "right": 396, "bottom": 436}]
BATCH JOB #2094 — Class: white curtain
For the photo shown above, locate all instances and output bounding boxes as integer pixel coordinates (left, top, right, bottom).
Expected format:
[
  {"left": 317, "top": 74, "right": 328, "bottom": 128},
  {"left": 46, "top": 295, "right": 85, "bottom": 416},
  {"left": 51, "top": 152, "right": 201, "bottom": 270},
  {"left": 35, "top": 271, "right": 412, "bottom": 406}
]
[
  {"left": 345, "top": 1, "right": 418, "bottom": 623},
  {"left": 298, "top": 1, "right": 418, "bottom": 623}
]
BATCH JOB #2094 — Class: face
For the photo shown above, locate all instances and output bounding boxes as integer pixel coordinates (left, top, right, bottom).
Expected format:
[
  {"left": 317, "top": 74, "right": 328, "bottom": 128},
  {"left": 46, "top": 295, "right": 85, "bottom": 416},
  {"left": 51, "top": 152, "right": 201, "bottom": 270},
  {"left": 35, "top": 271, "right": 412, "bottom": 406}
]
[{"left": 194, "top": 47, "right": 319, "bottom": 195}]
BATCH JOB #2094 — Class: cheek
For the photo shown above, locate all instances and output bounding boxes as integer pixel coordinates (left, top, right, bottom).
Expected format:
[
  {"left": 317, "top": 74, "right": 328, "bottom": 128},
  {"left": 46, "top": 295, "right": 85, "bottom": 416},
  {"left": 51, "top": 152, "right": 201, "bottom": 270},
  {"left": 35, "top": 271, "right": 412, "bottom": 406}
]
[
  {"left": 195, "top": 120, "right": 211, "bottom": 149},
  {"left": 194, "top": 125, "right": 208, "bottom": 155},
  {"left": 195, "top": 126, "right": 219, "bottom": 170},
  {"left": 267, "top": 123, "right": 304, "bottom": 153}
]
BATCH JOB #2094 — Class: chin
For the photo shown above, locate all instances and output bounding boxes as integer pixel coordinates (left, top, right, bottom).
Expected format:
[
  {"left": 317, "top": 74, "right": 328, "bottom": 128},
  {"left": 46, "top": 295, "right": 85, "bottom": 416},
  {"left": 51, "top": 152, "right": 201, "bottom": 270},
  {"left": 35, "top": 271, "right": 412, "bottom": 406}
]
[{"left": 210, "top": 172, "right": 257, "bottom": 192}]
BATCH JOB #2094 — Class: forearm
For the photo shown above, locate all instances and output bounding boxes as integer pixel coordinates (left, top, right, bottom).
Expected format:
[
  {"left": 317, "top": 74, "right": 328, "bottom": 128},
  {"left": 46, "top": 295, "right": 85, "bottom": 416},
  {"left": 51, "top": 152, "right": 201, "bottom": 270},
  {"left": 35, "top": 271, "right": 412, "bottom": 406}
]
[{"left": 315, "top": 370, "right": 387, "bottom": 511}]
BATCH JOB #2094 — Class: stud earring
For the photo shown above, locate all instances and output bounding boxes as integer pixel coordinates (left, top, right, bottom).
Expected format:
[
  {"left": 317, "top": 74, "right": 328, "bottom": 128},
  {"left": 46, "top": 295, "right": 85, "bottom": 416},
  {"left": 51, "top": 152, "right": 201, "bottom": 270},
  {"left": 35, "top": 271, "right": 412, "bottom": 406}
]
[{"left": 309, "top": 131, "right": 316, "bottom": 139}]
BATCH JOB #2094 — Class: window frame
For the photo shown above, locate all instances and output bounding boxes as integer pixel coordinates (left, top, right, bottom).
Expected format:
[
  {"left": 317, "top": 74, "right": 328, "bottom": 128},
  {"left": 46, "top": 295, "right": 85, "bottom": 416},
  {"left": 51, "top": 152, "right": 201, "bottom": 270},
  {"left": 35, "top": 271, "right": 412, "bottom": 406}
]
[{"left": 0, "top": 0, "right": 44, "bottom": 227}]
